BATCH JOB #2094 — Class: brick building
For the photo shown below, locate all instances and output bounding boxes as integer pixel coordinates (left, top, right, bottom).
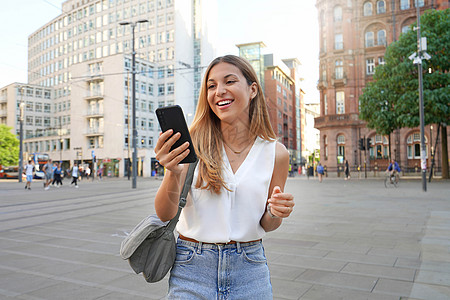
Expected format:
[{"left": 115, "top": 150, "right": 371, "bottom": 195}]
[{"left": 315, "top": 0, "right": 449, "bottom": 174}]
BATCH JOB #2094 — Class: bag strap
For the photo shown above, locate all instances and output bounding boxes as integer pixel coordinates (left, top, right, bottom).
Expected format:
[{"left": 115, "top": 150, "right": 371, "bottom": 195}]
[{"left": 166, "top": 159, "right": 198, "bottom": 231}]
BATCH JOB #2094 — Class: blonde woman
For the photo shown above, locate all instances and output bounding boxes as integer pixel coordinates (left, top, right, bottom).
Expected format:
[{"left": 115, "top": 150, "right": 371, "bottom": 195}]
[{"left": 154, "top": 55, "right": 294, "bottom": 299}]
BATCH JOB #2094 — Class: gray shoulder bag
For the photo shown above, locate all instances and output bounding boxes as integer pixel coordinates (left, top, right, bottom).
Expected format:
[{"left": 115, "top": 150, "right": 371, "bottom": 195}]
[{"left": 120, "top": 160, "right": 198, "bottom": 283}]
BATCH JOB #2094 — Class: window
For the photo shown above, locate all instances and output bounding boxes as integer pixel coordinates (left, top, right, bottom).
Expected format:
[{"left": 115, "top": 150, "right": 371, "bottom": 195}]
[
  {"left": 335, "top": 60, "right": 343, "bottom": 79},
  {"left": 167, "top": 83, "right": 174, "bottom": 95},
  {"left": 400, "top": 0, "right": 410, "bottom": 10},
  {"left": 407, "top": 132, "right": 428, "bottom": 159},
  {"left": 378, "top": 56, "right": 385, "bottom": 65},
  {"left": 337, "top": 135, "right": 345, "bottom": 157},
  {"left": 324, "top": 94, "right": 328, "bottom": 115},
  {"left": 365, "top": 31, "right": 374, "bottom": 47},
  {"left": 334, "top": 34, "right": 343, "bottom": 50},
  {"left": 402, "top": 25, "right": 411, "bottom": 34},
  {"left": 363, "top": 2, "right": 373, "bottom": 16},
  {"left": 377, "top": 30, "right": 386, "bottom": 46},
  {"left": 158, "top": 84, "right": 165, "bottom": 96},
  {"left": 336, "top": 91, "right": 345, "bottom": 114},
  {"left": 377, "top": 0, "right": 386, "bottom": 13},
  {"left": 334, "top": 6, "right": 342, "bottom": 22},
  {"left": 366, "top": 58, "right": 375, "bottom": 74},
  {"left": 158, "top": 67, "right": 165, "bottom": 78},
  {"left": 414, "top": 0, "right": 424, "bottom": 7}
]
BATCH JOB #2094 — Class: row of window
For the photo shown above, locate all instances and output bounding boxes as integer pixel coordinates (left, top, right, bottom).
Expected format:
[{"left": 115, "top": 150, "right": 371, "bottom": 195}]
[
  {"left": 124, "top": 135, "right": 154, "bottom": 147},
  {"left": 22, "top": 115, "right": 71, "bottom": 127},
  {"left": 29, "top": 0, "right": 174, "bottom": 43},
  {"left": 17, "top": 87, "right": 52, "bottom": 99},
  {"left": 124, "top": 82, "right": 174, "bottom": 96},
  {"left": 324, "top": 132, "right": 428, "bottom": 160},
  {"left": 24, "top": 138, "right": 71, "bottom": 153}
]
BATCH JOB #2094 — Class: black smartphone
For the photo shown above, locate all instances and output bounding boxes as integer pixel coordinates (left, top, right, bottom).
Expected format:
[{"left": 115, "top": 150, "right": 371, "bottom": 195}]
[{"left": 156, "top": 105, "right": 197, "bottom": 164}]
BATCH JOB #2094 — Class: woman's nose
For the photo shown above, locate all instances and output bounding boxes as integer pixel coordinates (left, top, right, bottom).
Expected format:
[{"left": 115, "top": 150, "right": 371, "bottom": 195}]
[{"left": 216, "top": 84, "right": 226, "bottom": 96}]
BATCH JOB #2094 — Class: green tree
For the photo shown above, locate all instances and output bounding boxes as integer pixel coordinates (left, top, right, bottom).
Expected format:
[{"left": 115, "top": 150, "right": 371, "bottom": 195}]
[
  {"left": 360, "top": 8, "right": 450, "bottom": 177},
  {"left": 0, "top": 124, "right": 19, "bottom": 166}
]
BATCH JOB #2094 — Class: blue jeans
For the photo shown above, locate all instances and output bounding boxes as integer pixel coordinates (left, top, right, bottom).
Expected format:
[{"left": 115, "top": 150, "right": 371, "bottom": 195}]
[{"left": 167, "top": 239, "right": 272, "bottom": 300}]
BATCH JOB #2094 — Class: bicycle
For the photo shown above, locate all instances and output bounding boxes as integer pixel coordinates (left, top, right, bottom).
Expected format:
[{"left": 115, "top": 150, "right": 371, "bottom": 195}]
[{"left": 384, "top": 172, "right": 399, "bottom": 188}]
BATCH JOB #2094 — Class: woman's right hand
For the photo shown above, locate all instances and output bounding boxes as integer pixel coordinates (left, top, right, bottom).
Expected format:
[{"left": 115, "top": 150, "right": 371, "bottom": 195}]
[{"left": 154, "top": 129, "right": 191, "bottom": 174}]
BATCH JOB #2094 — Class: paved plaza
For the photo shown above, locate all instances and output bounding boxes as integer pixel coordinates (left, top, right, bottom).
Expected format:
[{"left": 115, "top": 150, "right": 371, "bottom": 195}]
[{"left": 0, "top": 175, "right": 449, "bottom": 300}]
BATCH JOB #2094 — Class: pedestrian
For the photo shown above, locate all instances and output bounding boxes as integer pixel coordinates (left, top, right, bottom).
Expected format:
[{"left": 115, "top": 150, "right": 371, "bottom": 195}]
[
  {"left": 97, "top": 166, "right": 103, "bottom": 180},
  {"left": 85, "top": 165, "right": 91, "bottom": 179},
  {"left": 23, "top": 160, "right": 35, "bottom": 190},
  {"left": 317, "top": 162, "right": 324, "bottom": 182},
  {"left": 154, "top": 55, "right": 294, "bottom": 298},
  {"left": 43, "top": 159, "right": 54, "bottom": 190},
  {"left": 53, "top": 162, "right": 63, "bottom": 187},
  {"left": 70, "top": 163, "right": 79, "bottom": 188},
  {"left": 344, "top": 159, "right": 351, "bottom": 180}
]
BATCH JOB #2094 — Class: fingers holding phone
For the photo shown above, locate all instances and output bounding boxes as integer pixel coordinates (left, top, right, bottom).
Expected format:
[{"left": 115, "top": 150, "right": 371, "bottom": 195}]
[{"left": 155, "top": 130, "right": 190, "bottom": 173}]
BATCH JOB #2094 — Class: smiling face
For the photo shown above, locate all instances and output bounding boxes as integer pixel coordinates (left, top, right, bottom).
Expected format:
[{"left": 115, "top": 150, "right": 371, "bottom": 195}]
[{"left": 206, "top": 62, "right": 257, "bottom": 125}]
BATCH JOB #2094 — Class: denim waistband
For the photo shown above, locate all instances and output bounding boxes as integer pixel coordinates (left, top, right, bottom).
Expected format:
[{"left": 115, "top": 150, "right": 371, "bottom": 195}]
[{"left": 176, "top": 236, "right": 262, "bottom": 250}]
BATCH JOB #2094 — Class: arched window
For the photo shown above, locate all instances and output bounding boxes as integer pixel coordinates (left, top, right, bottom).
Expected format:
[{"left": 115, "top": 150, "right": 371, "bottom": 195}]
[
  {"left": 369, "top": 135, "right": 389, "bottom": 159},
  {"left": 377, "top": 0, "right": 386, "bottom": 13},
  {"left": 334, "top": 6, "right": 342, "bottom": 22},
  {"left": 365, "top": 31, "right": 374, "bottom": 47},
  {"left": 377, "top": 30, "right": 386, "bottom": 45},
  {"left": 364, "top": 2, "right": 373, "bottom": 16},
  {"left": 402, "top": 25, "right": 411, "bottom": 34},
  {"left": 324, "top": 135, "right": 328, "bottom": 160},
  {"left": 407, "top": 132, "right": 428, "bottom": 159},
  {"left": 415, "top": 0, "right": 424, "bottom": 7},
  {"left": 335, "top": 60, "right": 343, "bottom": 79}
]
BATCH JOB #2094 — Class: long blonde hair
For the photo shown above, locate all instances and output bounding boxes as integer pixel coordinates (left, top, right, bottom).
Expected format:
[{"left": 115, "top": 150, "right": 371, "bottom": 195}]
[{"left": 190, "top": 55, "right": 276, "bottom": 193}]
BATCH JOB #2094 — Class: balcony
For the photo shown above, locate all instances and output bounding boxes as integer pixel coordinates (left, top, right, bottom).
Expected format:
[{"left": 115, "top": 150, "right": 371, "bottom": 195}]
[
  {"left": 85, "top": 109, "right": 104, "bottom": 118},
  {"left": 317, "top": 80, "right": 328, "bottom": 90},
  {"left": 85, "top": 72, "right": 104, "bottom": 82},
  {"left": 84, "top": 92, "right": 104, "bottom": 100},
  {"left": 85, "top": 127, "right": 104, "bottom": 136},
  {"left": 314, "top": 113, "right": 364, "bottom": 129},
  {"left": 0, "top": 109, "right": 6, "bottom": 117}
]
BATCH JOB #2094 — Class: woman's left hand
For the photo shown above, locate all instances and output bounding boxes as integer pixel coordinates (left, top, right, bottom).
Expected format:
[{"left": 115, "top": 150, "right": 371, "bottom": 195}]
[{"left": 268, "top": 186, "right": 294, "bottom": 218}]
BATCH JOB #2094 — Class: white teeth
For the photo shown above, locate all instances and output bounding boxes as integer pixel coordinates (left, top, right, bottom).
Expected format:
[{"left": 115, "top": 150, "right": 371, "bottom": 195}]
[{"left": 217, "top": 100, "right": 232, "bottom": 106}]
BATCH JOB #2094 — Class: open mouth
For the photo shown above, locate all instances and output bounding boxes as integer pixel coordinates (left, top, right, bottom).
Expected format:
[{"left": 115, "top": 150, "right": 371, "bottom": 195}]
[{"left": 217, "top": 99, "right": 234, "bottom": 107}]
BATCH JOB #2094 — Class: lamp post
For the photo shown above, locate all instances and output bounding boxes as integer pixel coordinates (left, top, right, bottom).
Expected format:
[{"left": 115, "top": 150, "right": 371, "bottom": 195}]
[
  {"left": 18, "top": 87, "right": 24, "bottom": 183},
  {"left": 120, "top": 19, "right": 148, "bottom": 189}
]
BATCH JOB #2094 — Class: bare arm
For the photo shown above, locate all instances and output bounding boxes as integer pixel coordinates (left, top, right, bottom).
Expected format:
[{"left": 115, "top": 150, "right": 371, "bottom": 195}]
[
  {"left": 260, "top": 142, "right": 294, "bottom": 232},
  {"left": 153, "top": 129, "right": 191, "bottom": 222}
]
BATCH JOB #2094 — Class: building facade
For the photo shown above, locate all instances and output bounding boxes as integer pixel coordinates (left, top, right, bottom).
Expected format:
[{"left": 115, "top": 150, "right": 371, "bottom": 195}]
[
  {"left": 237, "top": 42, "right": 306, "bottom": 168},
  {"left": 17, "top": 0, "right": 216, "bottom": 176},
  {"left": 315, "top": 0, "right": 449, "bottom": 174}
]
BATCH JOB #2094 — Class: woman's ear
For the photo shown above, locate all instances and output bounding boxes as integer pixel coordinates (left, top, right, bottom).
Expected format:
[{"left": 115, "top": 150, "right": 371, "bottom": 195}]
[{"left": 250, "top": 82, "right": 258, "bottom": 100}]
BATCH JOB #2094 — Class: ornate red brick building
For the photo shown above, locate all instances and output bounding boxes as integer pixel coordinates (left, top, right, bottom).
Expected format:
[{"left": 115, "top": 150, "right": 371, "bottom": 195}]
[{"left": 315, "top": 0, "right": 449, "bottom": 174}]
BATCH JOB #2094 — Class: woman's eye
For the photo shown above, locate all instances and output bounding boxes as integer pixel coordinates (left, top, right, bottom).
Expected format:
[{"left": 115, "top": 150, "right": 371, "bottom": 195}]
[
  {"left": 207, "top": 84, "right": 216, "bottom": 89},
  {"left": 226, "top": 80, "right": 235, "bottom": 84}
]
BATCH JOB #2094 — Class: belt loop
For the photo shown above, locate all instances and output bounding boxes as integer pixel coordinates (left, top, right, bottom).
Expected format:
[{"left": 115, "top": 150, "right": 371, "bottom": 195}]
[
  {"left": 236, "top": 242, "right": 242, "bottom": 253},
  {"left": 196, "top": 241, "right": 202, "bottom": 254}
]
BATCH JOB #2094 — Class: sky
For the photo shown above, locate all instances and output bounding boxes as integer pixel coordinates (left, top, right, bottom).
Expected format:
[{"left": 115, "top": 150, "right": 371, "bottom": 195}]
[{"left": 0, "top": 0, "right": 319, "bottom": 102}]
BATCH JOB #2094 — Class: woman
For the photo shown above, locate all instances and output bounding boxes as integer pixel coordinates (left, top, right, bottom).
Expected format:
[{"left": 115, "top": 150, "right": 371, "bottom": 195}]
[
  {"left": 154, "top": 55, "right": 294, "bottom": 299},
  {"left": 344, "top": 159, "right": 350, "bottom": 180}
]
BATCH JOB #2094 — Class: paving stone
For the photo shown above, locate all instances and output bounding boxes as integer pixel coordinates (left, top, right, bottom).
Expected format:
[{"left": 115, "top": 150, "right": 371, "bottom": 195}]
[
  {"left": 295, "top": 269, "right": 377, "bottom": 291},
  {"left": 415, "top": 270, "right": 450, "bottom": 286},
  {"left": 372, "top": 278, "right": 414, "bottom": 296},
  {"left": 341, "top": 262, "right": 416, "bottom": 281},
  {"left": 300, "top": 284, "right": 399, "bottom": 300}
]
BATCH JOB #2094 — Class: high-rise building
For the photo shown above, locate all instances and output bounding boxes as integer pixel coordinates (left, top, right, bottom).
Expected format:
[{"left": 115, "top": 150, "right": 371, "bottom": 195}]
[
  {"left": 19, "top": 0, "right": 216, "bottom": 177},
  {"left": 315, "top": 0, "right": 448, "bottom": 174},
  {"left": 237, "top": 42, "right": 305, "bottom": 169}
]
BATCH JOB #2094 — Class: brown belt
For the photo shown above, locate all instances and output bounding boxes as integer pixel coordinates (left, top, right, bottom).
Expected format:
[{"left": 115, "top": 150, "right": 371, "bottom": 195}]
[{"left": 178, "top": 234, "right": 261, "bottom": 245}]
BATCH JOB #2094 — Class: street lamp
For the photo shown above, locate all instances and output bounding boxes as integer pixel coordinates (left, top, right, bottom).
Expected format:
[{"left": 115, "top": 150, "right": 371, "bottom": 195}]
[
  {"left": 18, "top": 87, "right": 25, "bottom": 183},
  {"left": 120, "top": 19, "right": 148, "bottom": 189}
]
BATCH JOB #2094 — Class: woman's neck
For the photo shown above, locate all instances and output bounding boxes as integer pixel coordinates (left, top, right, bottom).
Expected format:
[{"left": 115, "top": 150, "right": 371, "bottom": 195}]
[{"left": 220, "top": 121, "right": 254, "bottom": 152}]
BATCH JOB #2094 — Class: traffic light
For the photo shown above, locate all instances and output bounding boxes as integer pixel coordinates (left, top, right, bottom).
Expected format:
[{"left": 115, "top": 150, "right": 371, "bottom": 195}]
[
  {"left": 366, "top": 138, "right": 372, "bottom": 150},
  {"left": 358, "top": 138, "right": 365, "bottom": 150}
]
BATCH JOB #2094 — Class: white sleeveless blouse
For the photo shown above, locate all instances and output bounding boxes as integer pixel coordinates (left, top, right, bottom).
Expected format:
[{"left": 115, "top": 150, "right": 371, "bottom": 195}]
[{"left": 177, "top": 137, "right": 276, "bottom": 243}]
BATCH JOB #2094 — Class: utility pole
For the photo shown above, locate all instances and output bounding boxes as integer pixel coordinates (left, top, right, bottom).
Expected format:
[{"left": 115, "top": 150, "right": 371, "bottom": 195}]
[
  {"left": 120, "top": 19, "right": 148, "bottom": 189},
  {"left": 409, "top": 4, "right": 431, "bottom": 192},
  {"left": 18, "top": 87, "right": 24, "bottom": 183}
]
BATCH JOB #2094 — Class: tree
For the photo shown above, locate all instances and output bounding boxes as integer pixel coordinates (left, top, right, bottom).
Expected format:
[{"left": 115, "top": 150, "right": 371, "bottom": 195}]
[
  {"left": 0, "top": 124, "right": 19, "bottom": 166},
  {"left": 360, "top": 8, "right": 450, "bottom": 177}
]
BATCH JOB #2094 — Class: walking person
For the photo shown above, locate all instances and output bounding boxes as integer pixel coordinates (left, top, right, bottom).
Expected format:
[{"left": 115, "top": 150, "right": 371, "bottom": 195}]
[
  {"left": 344, "top": 159, "right": 351, "bottom": 180},
  {"left": 70, "top": 163, "right": 79, "bottom": 188},
  {"left": 317, "top": 162, "right": 324, "bottom": 183},
  {"left": 53, "top": 162, "right": 63, "bottom": 187},
  {"left": 43, "top": 159, "right": 54, "bottom": 190},
  {"left": 154, "top": 55, "right": 294, "bottom": 299},
  {"left": 24, "top": 160, "right": 35, "bottom": 190}
]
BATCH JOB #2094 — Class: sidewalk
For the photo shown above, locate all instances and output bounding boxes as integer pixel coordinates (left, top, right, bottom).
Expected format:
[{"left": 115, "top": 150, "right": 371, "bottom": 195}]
[{"left": 0, "top": 177, "right": 449, "bottom": 299}]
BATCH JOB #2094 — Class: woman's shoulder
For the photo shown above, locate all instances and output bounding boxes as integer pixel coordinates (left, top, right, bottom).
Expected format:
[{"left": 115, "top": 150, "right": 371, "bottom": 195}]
[{"left": 274, "top": 141, "right": 289, "bottom": 164}]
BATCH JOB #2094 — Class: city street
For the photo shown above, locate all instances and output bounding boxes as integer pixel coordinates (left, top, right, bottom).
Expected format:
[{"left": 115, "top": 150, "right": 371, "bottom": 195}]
[{"left": 0, "top": 176, "right": 449, "bottom": 300}]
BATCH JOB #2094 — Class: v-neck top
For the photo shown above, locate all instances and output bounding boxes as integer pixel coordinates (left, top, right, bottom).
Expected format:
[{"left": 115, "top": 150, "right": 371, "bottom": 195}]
[{"left": 177, "top": 137, "right": 276, "bottom": 243}]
